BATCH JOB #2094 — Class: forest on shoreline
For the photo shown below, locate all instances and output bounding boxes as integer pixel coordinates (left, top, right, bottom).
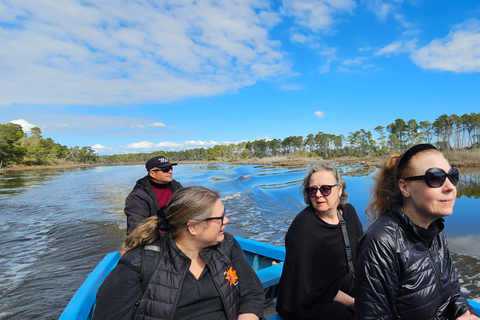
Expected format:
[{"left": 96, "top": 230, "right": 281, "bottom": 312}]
[{"left": 2, "top": 113, "right": 480, "bottom": 172}]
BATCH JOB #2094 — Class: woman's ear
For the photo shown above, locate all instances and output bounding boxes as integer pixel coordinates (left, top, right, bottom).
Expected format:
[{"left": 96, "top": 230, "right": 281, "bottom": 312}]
[
  {"left": 398, "top": 179, "right": 410, "bottom": 198},
  {"left": 187, "top": 220, "right": 198, "bottom": 235}
]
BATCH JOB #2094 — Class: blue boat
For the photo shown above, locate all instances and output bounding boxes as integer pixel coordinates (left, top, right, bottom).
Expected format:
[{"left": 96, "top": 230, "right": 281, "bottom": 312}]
[{"left": 60, "top": 236, "right": 480, "bottom": 320}]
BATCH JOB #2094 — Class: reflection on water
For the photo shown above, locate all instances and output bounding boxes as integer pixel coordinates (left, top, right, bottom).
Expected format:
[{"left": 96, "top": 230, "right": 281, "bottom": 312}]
[
  {"left": 453, "top": 253, "right": 480, "bottom": 300},
  {"left": 458, "top": 168, "right": 480, "bottom": 199},
  {"left": 449, "top": 235, "right": 480, "bottom": 257},
  {"left": 1, "top": 164, "right": 480, "bottom": 318}
]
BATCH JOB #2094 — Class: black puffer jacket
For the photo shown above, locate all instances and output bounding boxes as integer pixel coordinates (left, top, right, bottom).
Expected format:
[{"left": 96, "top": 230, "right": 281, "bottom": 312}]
[
  {"left": 355, "top": 204, "right": 477, "bottom": 320},
  {"left": 124, "top": 175, "right": 183, "bottom": 234},
  {"left": 93, "top": 232, "right": 265, "bottom": 320}
]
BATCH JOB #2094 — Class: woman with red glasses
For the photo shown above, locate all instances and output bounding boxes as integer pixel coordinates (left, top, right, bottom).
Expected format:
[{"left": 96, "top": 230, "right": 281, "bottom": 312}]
[
  {"left": 355, "top": 144, "right": 478, "bottom": 320},
  {"left": 93, "top": 186, "right": 265, "bottom": 320},
  {"left": 276, "top": 162, "right": 364, "bottom": 320}
]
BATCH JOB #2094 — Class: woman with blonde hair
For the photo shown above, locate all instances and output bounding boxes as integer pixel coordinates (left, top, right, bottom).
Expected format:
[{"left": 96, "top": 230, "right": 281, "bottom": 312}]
[
  {"left": 355, "top": 144, "right": 478, "bottom": 320},
  {"left": 93, "top": 186, "right": 265, "bottom": 320}
]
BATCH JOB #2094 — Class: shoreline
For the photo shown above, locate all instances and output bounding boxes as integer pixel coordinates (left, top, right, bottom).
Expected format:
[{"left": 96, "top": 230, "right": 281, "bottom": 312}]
[
  {"left": 1, "top": 151, "right": 478, "bottom": 173},
  {"left": 1, "top": 156, "right": 381, "bottom": 173}
]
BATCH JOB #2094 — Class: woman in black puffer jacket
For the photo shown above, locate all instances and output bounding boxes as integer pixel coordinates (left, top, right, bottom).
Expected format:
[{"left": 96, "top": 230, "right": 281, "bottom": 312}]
[
  {"left": 93, "top": 186, "right": 264, "bottom": 320},
  {"left": 355, "top": 144, "right": 478, "bottom": 320}
]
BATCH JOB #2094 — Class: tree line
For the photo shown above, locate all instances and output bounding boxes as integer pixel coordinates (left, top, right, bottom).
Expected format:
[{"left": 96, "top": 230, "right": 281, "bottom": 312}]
[
  {"left": 98, "top": 112, "right": 480, "bottom": 163},
  {"left": 0, "top": 123, "right": 97, "bottom": 166},
  {"left": 1, "top": 112, "right": 479, "bottom": 167}
]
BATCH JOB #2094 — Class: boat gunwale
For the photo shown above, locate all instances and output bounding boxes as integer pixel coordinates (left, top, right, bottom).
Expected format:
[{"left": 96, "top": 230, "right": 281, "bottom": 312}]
[{"left": 59, "top": 237, "right": 480, "bottom": 320}]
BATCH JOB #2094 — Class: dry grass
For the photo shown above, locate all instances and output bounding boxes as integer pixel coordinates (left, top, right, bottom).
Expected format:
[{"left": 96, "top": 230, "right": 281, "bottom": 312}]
[
  {"left": 2, "top": 149, "right": 478, "bottom": 173},
  {"left": 3, "top": 163, "right": 108, "bottom": 172},
  {"left": 179, "top": 155, "right": 383, "bottom": 168},
  {"left": 443, "top": 148, "right": 480, "bottom": 167}
]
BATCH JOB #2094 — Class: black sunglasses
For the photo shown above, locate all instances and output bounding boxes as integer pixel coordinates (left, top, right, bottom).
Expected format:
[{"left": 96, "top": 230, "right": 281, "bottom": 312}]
[
  {"left": 203, "top": 211, "right": 226, "bottom": 226},
  {"left": 153, "top": 166, "right": 173, "bottom": 173},
  {"left": 305, "top": 184, "right": 339, "bottom": 198},
  {"left": 402, "top": 167, "right": 459, "bottom": 188}
]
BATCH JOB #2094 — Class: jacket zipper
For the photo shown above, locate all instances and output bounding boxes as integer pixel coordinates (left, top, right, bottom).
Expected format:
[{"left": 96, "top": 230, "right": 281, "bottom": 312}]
[
  {"left": 427, "top": 245, "right": 443, "bottom": 297},
  {"left": 170, "top": 262, "right": 190, "bottom": 320},
  {"left": 208, "top": 263, "right": 231, "bottom": 320}
]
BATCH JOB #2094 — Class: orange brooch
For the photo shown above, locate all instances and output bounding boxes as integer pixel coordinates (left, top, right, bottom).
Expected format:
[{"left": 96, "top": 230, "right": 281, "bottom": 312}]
[{"left": 225, "top": 266, "right": 238, "bottom": 286}]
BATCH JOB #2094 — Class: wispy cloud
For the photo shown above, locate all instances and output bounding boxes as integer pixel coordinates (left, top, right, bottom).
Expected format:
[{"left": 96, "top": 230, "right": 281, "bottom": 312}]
[
  {"left": 0, "top": 0, "right": 290, "bottom": 106},
  {"left": 280, "top": 83, "right": 304, "bottom": 91},
  {"left": 342, "top": 57, "right": 364, "bottom": 66},
  {"left": 375, "top": 40, "right": 403, "bottom": 56},
  {"left": 362, "top": 0, "right": 405, "bottom": 22},
  {"left": 282, "top": 0, "right": 356, "bottom": 32},
  {"left": 130, "top": 125, "right": 145, "bottom": 129},
  {"left": 410, "top": 19, "right": 480, "bottom": 73},
  {"left": 318, "top": 47, "right": 338, "bottom": 73}
]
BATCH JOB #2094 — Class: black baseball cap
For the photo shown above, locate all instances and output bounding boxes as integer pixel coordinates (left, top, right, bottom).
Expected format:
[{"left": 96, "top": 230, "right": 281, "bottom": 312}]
[{"left": 145, "top": 156, "right": 178, "bottom": 171}]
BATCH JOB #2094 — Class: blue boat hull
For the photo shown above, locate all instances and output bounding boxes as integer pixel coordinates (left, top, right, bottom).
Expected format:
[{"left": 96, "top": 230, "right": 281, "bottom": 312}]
[{"left": 60, "top": 237, "right": 480, "bottom": 319}]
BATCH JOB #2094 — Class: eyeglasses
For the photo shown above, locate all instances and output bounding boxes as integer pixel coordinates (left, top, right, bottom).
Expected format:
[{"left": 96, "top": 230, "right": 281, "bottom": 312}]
[
  {"left": 402, "top": 167, "right": 459, "bottom": 188},
  {"left": 152, "top": 166, "right": 173, "bottom": 173},
  {"left": 202, "top": 212, "right": 226, "bottom": 226},
  {"left": 305, "top": 184, "right": 339, "bottom": 197}
]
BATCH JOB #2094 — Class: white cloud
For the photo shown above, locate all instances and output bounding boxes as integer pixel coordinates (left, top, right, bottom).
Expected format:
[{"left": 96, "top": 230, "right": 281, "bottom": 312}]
[
  {"left": 91, "top": 144, "right": 108, "bottom": 150},
  {"left": 375, "top": 40, "right": 403, "bottom": 56},
  {"left": 290, "top": 32, "right": 309, "bottom": 44},
  {"left": 289, "top": 31, "right": 321, "bottom": 49},
  {"left": 393, "top": 13, "right": 414, "bottom": 30},
  {"left": 314, "top": 111, "right": 325, "bottom": 118},
  {"left": 184, "top": 140, "right": 219, "bottom": 147},
  {"left": 10, "top": 119, "right": 36, "bottom": 133},
  {"left": 91, "top": 137, "right": 275, "bottom": 155},
  {"left": 282, "top": 0, "right": 356, "bottom": 32},
  {"left": 100, "top": 139, "right": 223, "bottom": 155},
  {"left": 148, "top": 122, "right": 166, "bottom": 128},
  {"left": 363, "top": 0, "right": 404, "bottom": 22},
  {"left": 280, "top": 83, "right": 304, "bottom": 90},
  {"left": 342, "top": 57, "right": 363, "bottom": 66},
  {"left": 318, "top": 47, "right": 337, "bottom": 73},
  {"left": 358, "top": 46, "right": 373, "bottom": 52},
  {"left": 338, "top": 66, "right": 360, "bottom": 73},
  {"left": 130, "top": 125, "right": 145, "bottom": 129},
  {"left": 125, "top": 141, "right": 155, "bottom": 149},
  {"left": 410, "top": 19, "right": 480, "bottom": 73},
  {"left": 0, "top": 0, "right": 290, "bottom": 106}
]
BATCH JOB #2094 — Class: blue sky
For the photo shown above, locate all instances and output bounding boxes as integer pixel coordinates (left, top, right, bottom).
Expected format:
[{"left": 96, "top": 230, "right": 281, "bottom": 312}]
[{"left": 1, "top": 0, "right": 479, "bottom": 155}]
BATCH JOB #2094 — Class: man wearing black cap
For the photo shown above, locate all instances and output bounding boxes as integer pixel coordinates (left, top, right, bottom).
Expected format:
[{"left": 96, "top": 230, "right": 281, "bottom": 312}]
[{"left": 124, "top": 156, "right": 183, "bottom": 234}]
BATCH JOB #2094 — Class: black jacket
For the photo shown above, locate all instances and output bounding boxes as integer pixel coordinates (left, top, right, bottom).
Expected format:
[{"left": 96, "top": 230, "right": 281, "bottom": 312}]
[
  {"left": 355, "top": 204, "right": 477, "bottom": 320},
  {"left": 124, "top": 175, "right": 183, "bottom": 234},
  {"left": 93, "top": 232, "right": 265, "bottom": 320},
  {"left": 276, "top": 203, "right": 364, "bottom": 319}
]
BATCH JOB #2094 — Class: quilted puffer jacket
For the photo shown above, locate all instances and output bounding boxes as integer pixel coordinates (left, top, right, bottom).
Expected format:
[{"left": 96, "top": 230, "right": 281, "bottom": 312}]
[
  {"left": 354, "top": 204, "right": 477, "bottom": 320},
  {"left": 93, "top": 232, "right": 265, "bottom": 320}
]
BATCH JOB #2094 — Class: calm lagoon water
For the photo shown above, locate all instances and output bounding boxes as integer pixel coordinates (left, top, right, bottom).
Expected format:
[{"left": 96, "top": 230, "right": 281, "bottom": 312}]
[{"left": 1, "top": 163, "right": 479, "bottom": 319}]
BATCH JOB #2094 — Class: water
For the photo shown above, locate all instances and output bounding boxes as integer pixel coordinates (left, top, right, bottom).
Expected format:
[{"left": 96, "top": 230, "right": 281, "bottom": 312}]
[{"left": 1, "top": 163, "right": 480, "bottom": 319}]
